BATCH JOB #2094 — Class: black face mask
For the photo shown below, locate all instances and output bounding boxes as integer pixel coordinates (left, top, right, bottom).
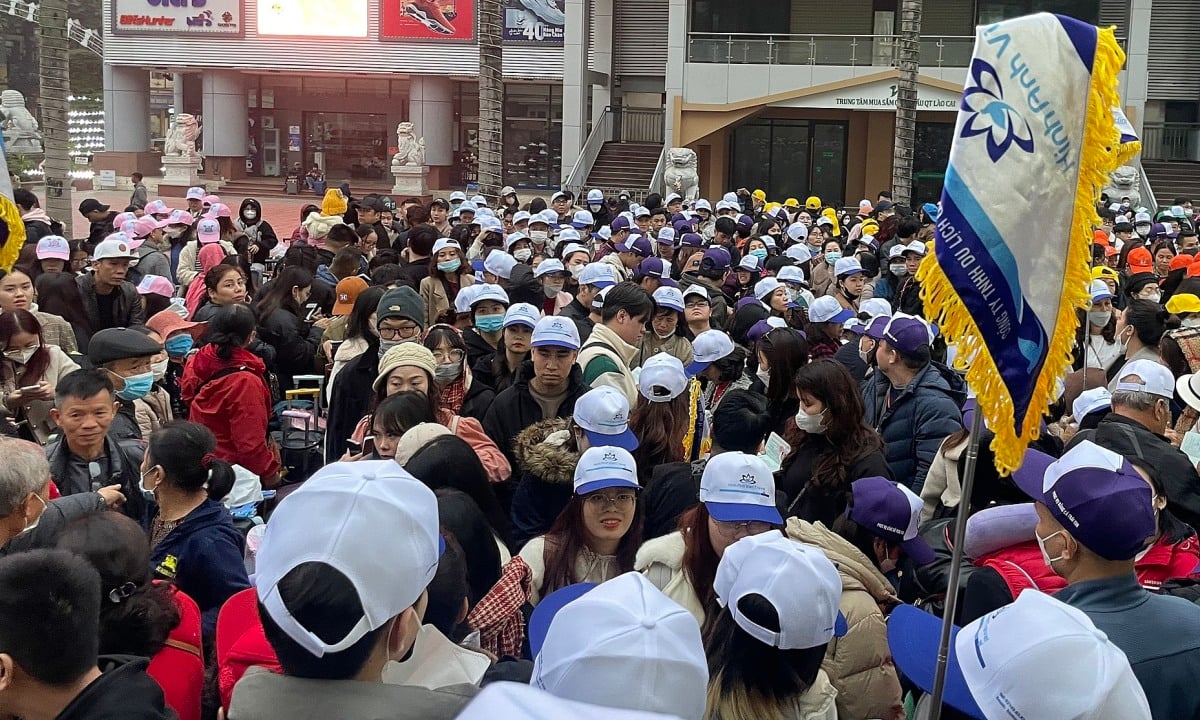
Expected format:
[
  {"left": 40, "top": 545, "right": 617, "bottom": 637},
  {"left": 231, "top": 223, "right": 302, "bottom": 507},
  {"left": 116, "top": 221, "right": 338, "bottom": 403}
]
[{"left": 839, "top": 283, "right": 860, "bottom": 300}]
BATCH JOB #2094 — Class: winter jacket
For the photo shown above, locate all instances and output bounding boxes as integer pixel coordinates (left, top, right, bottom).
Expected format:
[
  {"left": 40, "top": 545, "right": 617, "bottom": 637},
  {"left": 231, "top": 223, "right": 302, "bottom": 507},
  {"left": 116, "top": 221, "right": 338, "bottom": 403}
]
[
  {"left": 920, "top": 433, "right": 967, "bottom": 523},
  {"left": 557, "top": 297, "right": 595, "bottom": 343},
  {"left": 464, "top": 327, "right": 500, "bottom": 370},
  {"left": 33, "top": 310, "right": 79, "bottom": 354},
  {"left": 128, "top": 244, "right": 173, "bottom": 288},
  {"left": 832, "top": 336, "right": 869, "bottom": 383},
  {"left": 149, "top": 498, "right": 250, "bottom": 638},
  {"left": 1137, "top": 532, "right": 1200, "bottom": 590},
  {"left": 255, "top": 306, "right": 321, "bottom": 392},
  {"left": 577, "top": 323, "right": 640, "bottom": 406},
  {"left": 635, "top": 530, "right": 706, "bottom": 622},
  {"left": 227, "top": 667, "right": 476, "bottom": 720},
  {"left": 134, "top": 386, "right": 173, "bottom": 439},
  {"left": 1069, "top": 413, "right": 1200, "bottom": 530},
  {"left": 76, "top": 272, "right": 146, "bottom": 334},
  {"left": 599, "top": 252, "right": 632, "bottom": 282},
  {"left": 787, "top": 518, "right": 905, "bottom": 720},
  {"left": 45, "top": 433, "right": 150, "bottom": 524},
  {"left": 510, "top": 418, "right": 579, "bottom": 548},
  {"left": 1056, "top": 573, "right": 1200, "bottom": 720},
  {"left": 862, "top": 362, "right": 965, "bottom": 493},
  {"left": 180, "top": 345, "right": 280, "bottom": 480},
  {"left": 895, "top": 275, "right": 924, "bottom": 316},
  {"left": 483, "top": 361, "right": 589, "bottom": 472},
  {"left": 112, "top": 398, "right": 143, "bottom": 440},
  {"left": 778, "top": 435, "right": 892, "bottom": 525},
  {"left": 456, "top": 374, "right": 496, "bottom": 422},
  {"left": 636, "top": 332, "right": 693, "bottom": 369},
  {"left": 420, "top": 273, "right": 475, "bottom": 327},
  {"left": 237, "top": 199, "right": 280, "bottom": 264},
  {"left": 177, "top": 239, "right": 237, "bottom": 289},
  {"left": 325, "top": 346, "right": 380, "bottom": 463},
  {"left": 147, "top": 587, "right": 204, "bottom": 720},
  {"left": 87, "top": 212, "right": 118, "bottom": 246},
  {"left": 517, "top": 535, "right": 622, "bottom": 607},
  {"left": 21, "top": 208, "right": 59, "bottom": 246},
  {"left": 0, "top": 344, "right": 79, "bottom": 443},
  {"left": 0, "top": 491, "right": 106, "bottom": 557},
  {"left": 678, "top": 272, "right": 732, "bottom": 329},
  {"left": 642, "top": 458, "right": 706, "bottom": 540},
  {"left": 58, "top": 655, "right": 170, "bottom": 720}
]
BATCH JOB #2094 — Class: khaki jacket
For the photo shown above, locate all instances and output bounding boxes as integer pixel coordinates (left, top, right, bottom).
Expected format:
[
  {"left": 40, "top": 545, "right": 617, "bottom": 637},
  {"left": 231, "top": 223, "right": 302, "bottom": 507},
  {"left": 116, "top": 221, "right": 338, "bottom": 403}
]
[
  {"left": 420, "top": 273, "right": 475, "bottom": 327},
  {"left": 1, "top": 345, "right": 79, "bottom": 443}
]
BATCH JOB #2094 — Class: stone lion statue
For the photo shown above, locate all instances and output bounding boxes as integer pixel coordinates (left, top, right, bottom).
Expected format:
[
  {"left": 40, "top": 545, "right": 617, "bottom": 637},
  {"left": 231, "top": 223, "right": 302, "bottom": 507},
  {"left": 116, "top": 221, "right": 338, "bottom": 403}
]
[
  {"left": 392, "top": 122, "right": 426, "bottom": 167},
  {"left": 164, "top": 114, "right": 200, "bottom": 158},
  {"left": 0, "top": 90, "right": 42, "bottom": 155},
  {"left": 1103, "top": 164, "right": 1141, "bottom": 209},
  {"left": 663, "top": 147, "right": 699, "bottom": 202}
]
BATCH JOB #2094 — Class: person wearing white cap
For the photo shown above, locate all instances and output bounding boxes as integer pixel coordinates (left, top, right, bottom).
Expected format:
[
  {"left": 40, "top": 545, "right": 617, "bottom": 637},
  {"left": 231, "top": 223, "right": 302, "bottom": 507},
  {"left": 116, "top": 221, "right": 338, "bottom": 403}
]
[
  {"left": 680, "top": 284, "right": 714, "bottom": 339},
  {"left": 464, "top": 284, "right": 511, "bottom": 368},
  {"left": 628, "top": 352, "right": 706, "bottom": 475},
  {"left": 1081, "top": 278, "right": 1120, "bottom": 371},
  {"left": 459, "top": 681, "right": 684, "bottom": 720},
  {"left": 514, "top": 446, "right": 644, "bottom": 607},
  {"left": 754, "top": 277, "right": 789, "bottom": 317},
  {"left": 482, "top": 315, "right": 589, "bottom": 473},
  {"left": 805, "top": 296, "right": 853, "bottom": 360},
  {"left": 894, "top": 239, "right": 928, "bottom": 317},
  {"left": 888, "top": 589, "right": 1151, "bottom": 720},
  {"left": 476, "top": 303, "right": 539, "bottom": 392},
  {"left": 640, "top": 287, "right": 694, "bottom": 369},
  {"left": 226, "top": 461, "right": 478, "bottom": 720},
  {"left": 534, "top": 258, "right": 572, "bottom": 316},
  {"left": 704, "top": 532, "right": 844, "bottom": 719},
  {"left": 828, "top": 255, "right": 867, "bottom": 312},
  {"left": 78, "top": 235, "right": 147, "bottom": 335},
  {"left": 417, "top": 238, "right": 475, "bottom": 327}
]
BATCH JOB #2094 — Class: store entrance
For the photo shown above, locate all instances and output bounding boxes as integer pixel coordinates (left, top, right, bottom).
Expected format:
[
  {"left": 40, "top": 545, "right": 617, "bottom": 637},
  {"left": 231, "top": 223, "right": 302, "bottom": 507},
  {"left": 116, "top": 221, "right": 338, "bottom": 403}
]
[
  {"left": 728, "top": 118, "right": 847, "bottom": 207},
  {"left": 304, "top": 112, "right": 389, "bottom": 181}
]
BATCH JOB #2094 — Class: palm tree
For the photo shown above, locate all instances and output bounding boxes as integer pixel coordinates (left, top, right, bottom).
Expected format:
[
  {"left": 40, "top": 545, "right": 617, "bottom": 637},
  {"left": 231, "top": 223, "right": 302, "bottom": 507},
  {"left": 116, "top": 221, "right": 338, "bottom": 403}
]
[
  {"left": 38, "top": 0, "right": 72, "bottom": 223},
  {"left": 891, "top": 0, "right": 921, "bottom": 207},
  {"left": 477, "top": 0, "right": 503, "bottom": 203}
]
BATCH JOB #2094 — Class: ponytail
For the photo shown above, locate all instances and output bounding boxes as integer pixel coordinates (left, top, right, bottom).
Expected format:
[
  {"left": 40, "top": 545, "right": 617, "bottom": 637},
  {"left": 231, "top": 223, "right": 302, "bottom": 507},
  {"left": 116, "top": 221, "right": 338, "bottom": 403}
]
[
  {"left": 205, "top": 457, "right": 236, "bottom": 502},
  {"left": 148, "top": 422, "right": 235, "bottom": 501}
]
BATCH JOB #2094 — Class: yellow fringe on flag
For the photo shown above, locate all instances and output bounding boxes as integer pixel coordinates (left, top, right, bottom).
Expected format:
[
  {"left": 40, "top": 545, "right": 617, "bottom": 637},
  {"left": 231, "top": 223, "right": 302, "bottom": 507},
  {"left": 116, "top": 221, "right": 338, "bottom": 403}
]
[
  {"left": 0, "top": 196, "right": 25, "bottom": 273},
  {"left": 915, "top": 27, "right": 1140, "bottom": 475}
]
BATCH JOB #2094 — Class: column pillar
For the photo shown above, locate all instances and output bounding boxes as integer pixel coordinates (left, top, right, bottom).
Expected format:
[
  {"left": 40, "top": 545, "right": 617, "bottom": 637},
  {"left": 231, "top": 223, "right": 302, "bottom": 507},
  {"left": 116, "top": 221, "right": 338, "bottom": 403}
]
[
  {"left": 409, "top": 76, "right": 454, "bottom": 189},
  {"left": 664, "top": 0, "right": 688, "bottom": 148},
  {"left": 104, "top": 65, "right": 150, "bottom": 152},
  {"left": 173, "top": 73, "right": 185, "bottom": 114},
  {"left": 1124, "top": 0, "right": 1152, "bottom": 135},
  {"left": 591, "top": 0, "right": 613, "bottom": 124},
  {"left": 561, "top": 0, "right": 590, "bottom": 182},
  {"left": 201, "top": 70, "right": 247, "bottom": 178}
]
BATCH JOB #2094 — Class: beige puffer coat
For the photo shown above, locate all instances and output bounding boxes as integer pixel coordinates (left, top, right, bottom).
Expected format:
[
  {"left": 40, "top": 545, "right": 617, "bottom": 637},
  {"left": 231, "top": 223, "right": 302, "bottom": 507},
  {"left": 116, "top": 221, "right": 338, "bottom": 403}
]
[{"left": 787, "top": 518, "right": 906, "bottom": 720}]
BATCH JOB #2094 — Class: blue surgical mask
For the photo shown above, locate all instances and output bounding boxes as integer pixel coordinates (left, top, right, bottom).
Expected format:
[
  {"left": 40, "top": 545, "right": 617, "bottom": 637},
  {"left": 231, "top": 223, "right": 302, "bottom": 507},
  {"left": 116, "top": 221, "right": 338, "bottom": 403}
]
[
  {"left": 438, "top": 259, "right": 461, "bottom": 273},
  {"left": 164, "top": 335, "right": 194, "bottom": 359},
  {"left": 476, "top": 313, "right": 505, "bottom": 334},
  {"left": 825, "top": 252, "right": 842, "bottom": 265},
  {"left": 116, "top": 371, "right": 155, "bottom": 401},
  {"left": 750, "top": 248, "right": 768, "bottom": 261}
]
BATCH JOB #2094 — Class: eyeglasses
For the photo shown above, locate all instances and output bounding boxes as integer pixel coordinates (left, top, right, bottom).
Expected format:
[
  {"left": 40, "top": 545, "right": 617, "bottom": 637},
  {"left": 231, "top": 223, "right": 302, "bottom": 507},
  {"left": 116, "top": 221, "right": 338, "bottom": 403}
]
[
  {"left": 584, "top": 492, "right": 637, "bottom": 510},
  {"left": 433, "top": 348, "right": 464, "bottom": 363},
  {"left": 713, "top": 519, "right": 773, "bottom": 537},
  {"left": 379, "top": 325, "right": 421, "bottom": 340},
  {"left": 684, "top": 300, "right": 710, "bottom": 309}
]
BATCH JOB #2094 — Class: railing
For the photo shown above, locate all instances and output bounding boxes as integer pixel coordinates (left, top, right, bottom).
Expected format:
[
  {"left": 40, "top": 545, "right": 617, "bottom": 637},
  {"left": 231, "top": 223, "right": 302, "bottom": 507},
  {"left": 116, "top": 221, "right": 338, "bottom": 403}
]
[
  {"left": 564, "top": 106, "right": 665, "bottom": 196},
  {"left": 1138, "top": 163, "right": 1158, "bottom": 212},
  {"left": 686, "top": 33, "right": 973, "bottom": 67},
  {"left": 1142, "top": 122, "right": 1200, "bottom": 162}
]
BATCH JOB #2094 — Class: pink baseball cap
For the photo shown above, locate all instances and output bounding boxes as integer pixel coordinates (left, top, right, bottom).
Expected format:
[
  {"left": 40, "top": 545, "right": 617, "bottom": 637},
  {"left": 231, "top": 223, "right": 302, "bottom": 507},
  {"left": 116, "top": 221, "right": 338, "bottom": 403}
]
[
  {"left": 137, "top": 275, "right": 175, "bottom": 298},
  {"left": 205, "top": 202, "right": 232, "bottom": 219},
  {"left": 35, "top": 235, "right": 71, "bottom": 261},
  {"left": 132, "top": 215, "right": 166, "bottom": 238},
  {"left": 167, "top": 209, "right": 194, "bottom": 226},
  {"left": 144, "top": 199, "right": 171, "bottom": 216},
  {"left": 197, "top": 218, "right": 221, "bottom": 244},
  {"left": 112, "top": 211, "right": 137, "bottom": 229},
  {"left": 119, "top": 220, "right": 146, "bottom": 249},
  {"left": 202, "top": 194, "right": 221, "bottom": 207}
]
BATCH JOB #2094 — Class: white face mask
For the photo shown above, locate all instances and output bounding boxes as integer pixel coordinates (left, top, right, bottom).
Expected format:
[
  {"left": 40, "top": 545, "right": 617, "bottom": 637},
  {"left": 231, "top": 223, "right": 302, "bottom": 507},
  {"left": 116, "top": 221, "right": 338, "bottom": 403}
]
[
  {"left": 1088, "top": 310, "right": 1112, "bottom": 327},
  {"left": 1035, "top": 529, "right": 1068, "bottom": 567},
  {"left": 19, "top": 492, "right": 46, "bottom": 534},
  {"left": 529, "top": 230, "right": 549, "bottom": 243},
  {"left": 244, "top": 209, "right": 258, "bottom": 221},
  {"left": 569, "top": 264, "right": 586, "bottom": 280},
  {"left": 514, "top": 248, "right": 533, "bottom": 262},
  {"left": 151, "top": 358, "right": 169, "bottom": 381},
  {"left": 794, "top": 407, "right": 826, "bottom": 434},
  {"left": 4, "top": 345, "right": 39, "bottom": 365},
  {"left": 1142, "top": 291, "right": 1162, "bottom": 303},
  {"left": 756, "top": 368, "right": 771, "bottom": 388}
]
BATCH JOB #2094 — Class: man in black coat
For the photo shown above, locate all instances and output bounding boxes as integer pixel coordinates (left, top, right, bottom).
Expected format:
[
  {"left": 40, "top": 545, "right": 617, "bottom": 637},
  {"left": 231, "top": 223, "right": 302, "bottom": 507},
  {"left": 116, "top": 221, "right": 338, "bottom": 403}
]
[{"left": 79, "top": 198, "right": 117, "bottom": 246}]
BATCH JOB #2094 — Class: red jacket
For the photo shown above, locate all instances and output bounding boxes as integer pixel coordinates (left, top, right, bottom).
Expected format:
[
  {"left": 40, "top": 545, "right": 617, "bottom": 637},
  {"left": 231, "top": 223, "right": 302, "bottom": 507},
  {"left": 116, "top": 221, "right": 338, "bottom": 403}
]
[
  {"left": 147, "top": 585, "right": 204, "bottom": 720},
  {"left": 976, "top": 541, "right": 1067, "bottom": 599},
  {"left": 180, "top": 345, "right": 280, "bottom": 479},
  {"left": 216, "top": 588, "right": 281, "bottom": 713},
  {"left": 1137, "top": 533, "right": 1200, "bottom": 590}
]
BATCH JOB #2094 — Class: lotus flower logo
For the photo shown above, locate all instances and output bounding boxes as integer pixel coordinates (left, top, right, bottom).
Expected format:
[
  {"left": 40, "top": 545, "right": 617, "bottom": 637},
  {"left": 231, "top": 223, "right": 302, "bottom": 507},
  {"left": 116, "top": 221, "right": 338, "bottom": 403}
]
[{"left": 959, "top": 58, "right": 1035, "bottom": 163}]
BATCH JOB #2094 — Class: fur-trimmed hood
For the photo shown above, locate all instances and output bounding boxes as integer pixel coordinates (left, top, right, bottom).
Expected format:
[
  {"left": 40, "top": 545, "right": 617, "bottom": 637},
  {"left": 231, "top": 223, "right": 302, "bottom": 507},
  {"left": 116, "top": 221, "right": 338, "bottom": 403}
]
[
  {"left": 787, "top": 518, "right": 898, "bottom": 604},
  {"left": 513, "top": 417, "right": 579, "bottom": 485}
]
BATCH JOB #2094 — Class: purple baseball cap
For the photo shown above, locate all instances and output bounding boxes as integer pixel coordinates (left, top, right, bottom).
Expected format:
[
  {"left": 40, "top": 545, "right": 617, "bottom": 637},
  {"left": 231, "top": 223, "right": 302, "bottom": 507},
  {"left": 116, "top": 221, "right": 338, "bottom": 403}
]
[
  {"left": 849, "top": 477, "right": 936, "bottom": 565},
  {"left": 610, "top": 216, "right": 631, "bottom": 233},
  {"left": 680, "top": 232, "right": 704, "bottom": 248},
  {"left": 863, "top": 315, "right": 891, "bottom": 340},
  {"left": 736, "top": 214, "right": 754, "bottom": 230},
  {"left": 702, "top": 247, "right": 732, "bottom": 271},
  {"left": 746, "top": 318, "right": 788, "bottom": 344},
  {"left": 674, "top": 220, "right": 696, "bottom": 235},
  {"left": 881, "top": 313, "right": 933, "bottom": 355},
  {"left": 617, "top": 235, "right": 653, "bottom": 258},
  {"left": 635, "top": 257, "right": 670, "bottom": 280},
  {"left": 1011, "top": 441, "right": 1155, "bottom": 561}
]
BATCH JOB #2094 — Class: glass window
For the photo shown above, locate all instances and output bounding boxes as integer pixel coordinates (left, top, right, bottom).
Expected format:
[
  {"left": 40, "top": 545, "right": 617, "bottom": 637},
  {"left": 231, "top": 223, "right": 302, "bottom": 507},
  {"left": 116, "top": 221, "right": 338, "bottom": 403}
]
[
  {"left": 502, "top": 83, "right": 562, "bottom": 188},
  {"left": 304, "top": 112, "right": 389, "bottom": 181},
  {"left": 912, "top": 121, "right": 954, "bottom": 206},
  {"left": 728, "top": 119, "right": 846, "bottom": 207},
  {"left": 978, "top": 0, "right": 1097, "bottom": 24}
]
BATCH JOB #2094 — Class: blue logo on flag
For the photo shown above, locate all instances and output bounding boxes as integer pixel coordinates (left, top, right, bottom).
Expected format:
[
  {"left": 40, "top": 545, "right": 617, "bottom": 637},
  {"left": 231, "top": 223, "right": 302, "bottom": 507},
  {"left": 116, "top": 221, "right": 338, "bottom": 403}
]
[{"left": 960, "top": 58, "right": 1035, "bottom": 163}]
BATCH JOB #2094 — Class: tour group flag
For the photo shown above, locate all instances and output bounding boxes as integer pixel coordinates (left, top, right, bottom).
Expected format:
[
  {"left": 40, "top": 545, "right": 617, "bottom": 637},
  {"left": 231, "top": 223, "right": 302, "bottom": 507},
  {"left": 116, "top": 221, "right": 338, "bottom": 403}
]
[{"left": 915, "top": 13, "right": 1140, "bottom": 474}]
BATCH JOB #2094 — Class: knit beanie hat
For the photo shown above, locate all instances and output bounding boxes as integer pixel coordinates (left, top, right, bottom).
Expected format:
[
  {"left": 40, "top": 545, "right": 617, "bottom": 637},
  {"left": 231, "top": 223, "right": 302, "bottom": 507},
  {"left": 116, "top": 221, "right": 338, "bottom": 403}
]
[
  {"left": 376, "top": 286, "right": 425, "bottom": 328},
  {"left": 374, "top": 344, "right": 438, "bottom": 392},
  {"left": 321, "top": 188, "right": 348, "bottom": 217}
]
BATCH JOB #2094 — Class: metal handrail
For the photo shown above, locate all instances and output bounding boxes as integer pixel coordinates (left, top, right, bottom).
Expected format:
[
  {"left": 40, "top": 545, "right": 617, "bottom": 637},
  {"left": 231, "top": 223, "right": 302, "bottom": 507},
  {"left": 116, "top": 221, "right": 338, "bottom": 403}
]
[
  {"left": 1138, "top": 163, "right": 1158, "bottom": 212},
  {"left": 686, "top": 32, "right": 974, "bottom": 67},
  {"left": 1141, "top": 122, "right": 1200, "bottom": 163},
  {"left": 564, "top": 108, "right": 614, "bottom": 195},
  {"left": 564, "top": 106, "right": 665, "bottom": 195}
]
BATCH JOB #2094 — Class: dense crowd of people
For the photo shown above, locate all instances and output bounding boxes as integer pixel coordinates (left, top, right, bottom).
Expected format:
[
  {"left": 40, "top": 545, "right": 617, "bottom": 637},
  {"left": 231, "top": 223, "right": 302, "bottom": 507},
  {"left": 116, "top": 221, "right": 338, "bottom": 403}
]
[{"left": 5, "top": 182, "right": 1200, "bottom": 719}]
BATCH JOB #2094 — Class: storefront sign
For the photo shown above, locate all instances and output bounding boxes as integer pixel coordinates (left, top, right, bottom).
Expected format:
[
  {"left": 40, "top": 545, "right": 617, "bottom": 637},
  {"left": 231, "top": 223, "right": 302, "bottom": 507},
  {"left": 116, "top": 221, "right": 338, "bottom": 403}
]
[
  {"left": 288, "top": 126, "right": 301, "bottom": 152},
  {"left": 503, "top": 0, "right": 563, "bottom": 44},
  {"left": 112, "top": 0, "right": 242, "bottom": 35},
  {"left": 776, "top": 77, "right": 961, "bottom": 111},
  {"left": 380, "top": 0, "right": 475, "bottom": 41},
  {"left": 257, "top": 0, "right": 368, "bottom": 37}
]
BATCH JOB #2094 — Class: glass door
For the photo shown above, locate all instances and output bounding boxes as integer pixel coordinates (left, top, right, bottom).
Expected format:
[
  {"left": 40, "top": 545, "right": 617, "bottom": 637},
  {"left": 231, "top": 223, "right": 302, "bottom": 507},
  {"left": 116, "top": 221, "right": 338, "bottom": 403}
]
[{"left": 304, "top": 112, "right": 389, "bottom": 182}]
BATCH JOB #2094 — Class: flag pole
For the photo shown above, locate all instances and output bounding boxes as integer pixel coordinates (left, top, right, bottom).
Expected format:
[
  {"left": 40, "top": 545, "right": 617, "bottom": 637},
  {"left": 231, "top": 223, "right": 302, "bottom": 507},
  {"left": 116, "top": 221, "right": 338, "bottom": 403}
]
[{"left": 927, "top": 403, "right": 985, "bottom": 720}]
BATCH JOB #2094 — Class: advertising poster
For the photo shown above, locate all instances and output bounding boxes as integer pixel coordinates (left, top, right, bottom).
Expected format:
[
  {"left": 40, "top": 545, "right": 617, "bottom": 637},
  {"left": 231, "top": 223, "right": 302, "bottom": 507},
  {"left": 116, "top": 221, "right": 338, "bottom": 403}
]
[
  {"left": 380, "top": 0, "right": 475, "bottom": 41},
  {"left": 503, "top": 0, "right": 563, "bottom": 44},
  {"left": 257, "top": 0, "right": 368, "bottom": 37},
  {"left": 112, "top": 0, "right": 242, "bottom": 35}
]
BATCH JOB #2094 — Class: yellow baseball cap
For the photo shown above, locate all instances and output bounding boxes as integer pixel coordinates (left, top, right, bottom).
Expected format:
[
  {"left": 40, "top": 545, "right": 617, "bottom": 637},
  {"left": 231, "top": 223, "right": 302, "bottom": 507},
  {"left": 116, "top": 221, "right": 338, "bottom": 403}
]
[
  {"left": 1091, "top": 266, "right": 1119, "bottom": 283},
  {"left": 765, "top": 202, "right": 782, "bottom": 215},
  {"left": 1167, "top": 293, "right": 1200, "bottom": 314},
  {"left": 805, "top": 196, "right": 822, "bottom": 210},
  {"left": 752, "top": 189, "right": 766, "bottom": 201},
  {"left": 784, "top": 197, "right": 800, "bottom": 208}
]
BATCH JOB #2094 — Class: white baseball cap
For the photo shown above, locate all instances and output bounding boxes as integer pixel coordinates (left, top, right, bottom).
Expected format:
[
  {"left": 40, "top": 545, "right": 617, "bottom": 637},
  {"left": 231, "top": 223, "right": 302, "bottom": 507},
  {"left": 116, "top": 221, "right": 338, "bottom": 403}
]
[
  {"left": 503, "top": 302, "right": 540, "bottom": 329},
  {"left": 754, "top": 277, "right": 781, "bottom": 301},
  {"left": 532, "top": 572, "right": 708, "bottom": 720},
  {"left": 784, "top": 244, "right": 812, "bottom": 263},
  {"left": 571, "top": 210, "right": 595, "bottom": 228},
  {"left": 505, "top": 231, "right": 530, "bottom": 251},
  {"left": 860, "top": 297, "right": 892, "bottom": 319},
  {"left": 449, "top": 191, "right": 467, "bottom": 202},
  {"left": 470, "top": 283, "right": 510, "bottom": 308},
  {"left": 185, "top": 186, "right": 205, "bottom": 200},
  {"left": 484, "top": 251, "right": 518, "bottom": 280},
  {"left": 591, "top": 285, "right": 612, "bottom": 310},
  {"left": 471, "top": 194, "right": 488, "bottom": 206},
  {"left": 638, "top": 353, "right": 688, "bottom": 403},
  {"left": 550, "top": 191, "right": 568, "bottom": 203},
  {"left": 714, "top": 532, "right": 848, "bottom": 650},
  {"left": 560, "top": 243, "right": 590, "bottom": 261},
  {"left": 93, "top": 234, "right": 138, "bottom": 261},
  {"left": 776, "top": 265, "right": 807, "bottom": 286},
  {"left": 587, "top": 188, "right": 605, "bottom": 203},
  {"left": 513, "top": 210, "right": 532, "bottom": 225},
  {"left": 478, "top": 216, "right": 503, "bottom": 233},
  {"left": 578, "top": 263, "right": 617, "bottom": 288},
  {"left": 1072, "top": 386, "right": 1113, "bottom": 424},
  {"left": 694, "top": 199, "right": 712, "bottom": 213},
  {"left": 1115, "top": 359, "right": 1174, "bottom": 398},
  {"left": 573, "top": 386, "right": 638, "bottom": 450},
  {"left": 686, "top": 329, "right": 735, "bottom": 376},
  {"left": 454, "top": 284, "right": 481, "bottom": 314},
  {"left": 1177, "top": 372, "right": 1200, "bottom": 413},
  {"left": 457, "top": 682, "right": 684, "bottom": 720},
  {"left": 573, "top": 445, "right": 640, "bottom": 494},
  {"left": 534, "top": 259, "right": 567, "bottom": 278},
  {"left": 902, "top": 240, "right": 927, "bottom": 257},
  {"left": 431, "top": 238, "right": 461, "bottom": 255},
  {"left": 254, "top": 461, "right": 440, "bottom": 658},
  {"left": 889, "top": 589, "right": 1151, "bottom": 720},
  {"left": 699, "top": 452, "right": 782, "bottom": 524},
  {"left": 652, "top": 286, "right": 685, "bottom": 313},
  {"left": 737, "top": 254, "right": 762, "bottom": 272},
  {"left": 834, "top": 256, "right": 864, "bottom": 278},
  {"left": 456, "top": 201, "right": 478, "bottom": 217},
  {"left": 656, "top": 227, "right": 677, "bottom": 246},
  {"left": 808, "top": 295, "right": 854, "bottom": 324},
  {"left": 530, "top": 315, "right": 581, "bottom": 352},
  {"left": 681, "top": 283, "right": 709, "bottom": 302}
]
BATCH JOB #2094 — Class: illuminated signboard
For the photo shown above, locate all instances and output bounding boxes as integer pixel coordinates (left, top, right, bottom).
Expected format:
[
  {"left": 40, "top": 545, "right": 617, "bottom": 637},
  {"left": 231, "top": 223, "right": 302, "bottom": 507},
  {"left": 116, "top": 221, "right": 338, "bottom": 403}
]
[
  {"left": 258, "top": 0, "right": 369, "bottom": 37},
  {"left": 112, "top": 0, "right": 243, "bottom": 35}
]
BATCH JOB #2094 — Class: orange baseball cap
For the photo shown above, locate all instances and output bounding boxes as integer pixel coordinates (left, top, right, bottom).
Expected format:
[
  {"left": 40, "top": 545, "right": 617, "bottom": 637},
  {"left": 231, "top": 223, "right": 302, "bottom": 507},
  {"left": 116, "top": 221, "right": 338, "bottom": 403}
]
[
  {"left": 1127, "top": 247, "right": 1153, "bottom": 273},
  {"left": 1093, "top": 229, "right": 1110, "bottom": 247},
  {"left": 1170, "top": 253, "right": 1194, "bottom": 272},
  {"left": 333, "top": 276, "right": 368, "bottom": 315},
  {"left": 1187, "top": 262, "right": 1200, "bottom": 278}
]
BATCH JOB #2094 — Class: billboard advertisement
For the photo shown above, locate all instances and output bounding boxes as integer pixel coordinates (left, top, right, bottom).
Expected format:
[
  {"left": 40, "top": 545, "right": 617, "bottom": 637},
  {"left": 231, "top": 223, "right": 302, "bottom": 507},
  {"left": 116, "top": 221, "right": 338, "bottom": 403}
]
[
  {"left": 380, "top": 0, "right": 475, "bottom": 41},
  {"left": 112, "top": 0, "right": 242, "bottom": 35},
  {"left": 257, "top": 0, "right": 369, "bottom": 37},
  {"left": 503, "top": 0, "right": 563, "bottom": 44}
]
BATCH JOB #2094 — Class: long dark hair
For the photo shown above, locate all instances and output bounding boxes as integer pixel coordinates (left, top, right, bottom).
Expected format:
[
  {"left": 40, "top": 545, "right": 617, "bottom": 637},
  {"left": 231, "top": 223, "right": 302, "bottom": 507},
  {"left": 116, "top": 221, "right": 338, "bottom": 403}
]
[
  {"left": 56, "top": 512, "right": 181, "bottom": 658},
  {"left": 0, "top": 309, "right": 49, "bottom": 387},
  {"left": 541, "top": 493, "right": 643, "bottom": 598},
  {"left": 205, "top": 303, "right": 257, "bottom": 361},
  {"left": 407, "top": 435, "right": 512, "bottom": 547},
  {"left": 256, "top": 266, "right": 312, "bottom": 324},
  {"left": 679, "top": 504, "right": 721, "bottom": 615},
  {"left": 34, "top": 272, "right": 93, "bottom": 338},
  {"left": 489, "top": 334, "right": 526, "bottom": 392},
  {"left": 346, "top": 287, "right": 386, "bottom": 342},
  {"left": 372, "top": 391, "right": 436, "bottom": 436},
  {"left": 786, "top": 359, "right": 883, "bottom": 495},
  {"left": 147, "top": 421, "right": 237, "bottom": 502},
  {"left": 629, "top": 393, "right": 689, "bottom": 479},
  {"left": 757, "top": 328, "right": 809, "bottom": 406}
]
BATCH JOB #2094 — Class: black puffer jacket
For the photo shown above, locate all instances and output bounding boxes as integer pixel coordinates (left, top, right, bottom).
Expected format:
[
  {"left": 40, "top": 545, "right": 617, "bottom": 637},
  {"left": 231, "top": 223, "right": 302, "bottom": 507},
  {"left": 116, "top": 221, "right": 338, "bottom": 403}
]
[
  {"left": 509, "top": 417, "right": 579, "bottom": 548},
  {"left": 482, "top": 361, "right": 588, "bottom": 471},
  {"left": 325, "top": 345, "right": 379, "bottom": 463},
  {"left": 256, "top": 306, "right": 321, "bottom": 391},
  {"left": 45, "top": 434, "right": 150, "bottom": 524},
  {"left": 237, "top": 198, "right": 280, "bottom": 264}
]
